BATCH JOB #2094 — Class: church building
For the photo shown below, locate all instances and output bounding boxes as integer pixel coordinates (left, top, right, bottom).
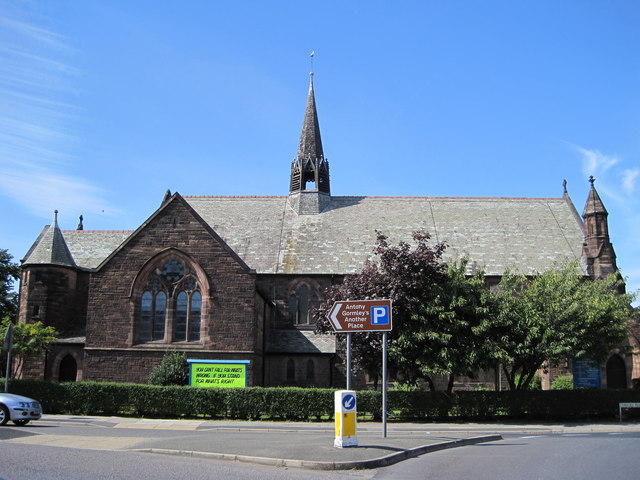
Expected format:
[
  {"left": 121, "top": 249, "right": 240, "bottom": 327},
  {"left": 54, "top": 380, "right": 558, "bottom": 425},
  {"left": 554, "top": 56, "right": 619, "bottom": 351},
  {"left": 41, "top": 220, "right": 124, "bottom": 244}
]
[{"left": 17, "top": 74, "right": 635, "bottom": 389}]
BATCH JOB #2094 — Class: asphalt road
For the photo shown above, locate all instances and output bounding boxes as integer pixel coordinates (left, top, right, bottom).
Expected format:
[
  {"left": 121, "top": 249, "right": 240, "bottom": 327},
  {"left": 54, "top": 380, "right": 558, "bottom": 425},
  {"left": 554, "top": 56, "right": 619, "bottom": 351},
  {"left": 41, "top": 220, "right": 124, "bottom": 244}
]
[
  {"left": 1, "top": 417, "right": 639, "bottom": 479},
  {"left": 372, "top": 432, "right": 640, "bottom": 480}
]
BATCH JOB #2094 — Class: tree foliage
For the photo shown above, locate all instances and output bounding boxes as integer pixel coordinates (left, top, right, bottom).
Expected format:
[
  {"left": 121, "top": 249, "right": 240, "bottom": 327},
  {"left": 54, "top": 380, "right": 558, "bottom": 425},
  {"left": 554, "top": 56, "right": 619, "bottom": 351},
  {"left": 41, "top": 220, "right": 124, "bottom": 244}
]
[
  {"left": 0, "top": 249, "right": 19, "bottom": 322},
  {"left": 316, "top": 231, "right": 493, "bottom": 392},
  {"left": 1, "top": 317, "right": 58, "bottom": 377},
  {"left": 316, "top": 232, "right": 635, "bottom": 393},
  {"left": 489, "top": 264, "right": 634, "bottom": 390},
  {"left": 392, "top": 259, "right": 494, "bottom": 391}
]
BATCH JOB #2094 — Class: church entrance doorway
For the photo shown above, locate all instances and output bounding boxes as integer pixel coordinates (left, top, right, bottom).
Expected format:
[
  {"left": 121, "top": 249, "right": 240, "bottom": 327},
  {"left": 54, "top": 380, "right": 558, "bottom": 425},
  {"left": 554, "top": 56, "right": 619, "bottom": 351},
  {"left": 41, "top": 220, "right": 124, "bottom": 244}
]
[
  {"left": 59, "top": 354, "right": 78, "bottom": 382},
  {"left": 606, "top": 354, "right": 627, "bottom": 389}
]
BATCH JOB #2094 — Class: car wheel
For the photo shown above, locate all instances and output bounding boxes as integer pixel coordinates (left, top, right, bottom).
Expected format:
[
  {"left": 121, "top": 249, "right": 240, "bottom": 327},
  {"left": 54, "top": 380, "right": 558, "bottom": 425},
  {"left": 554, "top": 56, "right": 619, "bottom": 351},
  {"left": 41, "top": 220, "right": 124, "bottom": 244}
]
[
  {"left": 0, "top": 405, "right": 8, "bottom": 426},
  {"left": 13, "top": 419, "right": 30, "bottom": 426}
]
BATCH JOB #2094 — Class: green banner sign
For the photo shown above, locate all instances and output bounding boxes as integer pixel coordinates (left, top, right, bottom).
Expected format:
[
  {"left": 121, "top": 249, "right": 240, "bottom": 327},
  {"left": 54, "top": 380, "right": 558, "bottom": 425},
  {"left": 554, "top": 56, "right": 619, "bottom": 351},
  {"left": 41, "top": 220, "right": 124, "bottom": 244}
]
[{"left": 188, "top": 360, "right": 249, "bottom": 388}]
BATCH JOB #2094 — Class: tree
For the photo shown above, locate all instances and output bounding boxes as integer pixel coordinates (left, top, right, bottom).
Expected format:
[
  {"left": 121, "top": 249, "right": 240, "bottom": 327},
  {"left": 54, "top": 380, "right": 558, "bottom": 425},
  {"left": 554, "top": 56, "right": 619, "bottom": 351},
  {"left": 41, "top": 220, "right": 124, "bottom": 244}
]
[
  {"left": 316, "top": 231, "right": 447, "bottom": 388},
  {"left": 1, "top": 317, "right": 58, "bottom": 377},
  {"left": 316, "top": 231, "right": 493, "bottom": 392},
  {"left": 148, "top": 351, "right": 189, "bottom": 386},
  {"left": 391, "top": 258, "right": 494, "bottom": 392},
  {"left": 489, "top": 263, "right": 634, "bottom": 390},
  {"left": 0, "top": 249, "right": 19, "bottom": 322}
]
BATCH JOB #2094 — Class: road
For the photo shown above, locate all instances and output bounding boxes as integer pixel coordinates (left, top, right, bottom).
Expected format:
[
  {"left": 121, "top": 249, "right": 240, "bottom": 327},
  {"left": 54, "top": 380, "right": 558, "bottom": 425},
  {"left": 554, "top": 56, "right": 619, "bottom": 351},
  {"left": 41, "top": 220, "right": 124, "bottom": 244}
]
[
  {"left": 0, "top": 443, "right": 374, "bottom": 480},
  {"left": 1, "top": 419, "right": 639, "bottom": 479},
  {"left": 372, "top": 432, "right": 640, "bottom": 480}
]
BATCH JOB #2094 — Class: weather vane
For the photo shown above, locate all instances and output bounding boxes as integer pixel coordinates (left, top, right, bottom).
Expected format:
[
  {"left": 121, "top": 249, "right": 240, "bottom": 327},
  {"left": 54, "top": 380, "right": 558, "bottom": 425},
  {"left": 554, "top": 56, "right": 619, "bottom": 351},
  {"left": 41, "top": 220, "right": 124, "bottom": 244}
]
[{"left": 310, "top": 51, "right": 314, "bottom": 76}]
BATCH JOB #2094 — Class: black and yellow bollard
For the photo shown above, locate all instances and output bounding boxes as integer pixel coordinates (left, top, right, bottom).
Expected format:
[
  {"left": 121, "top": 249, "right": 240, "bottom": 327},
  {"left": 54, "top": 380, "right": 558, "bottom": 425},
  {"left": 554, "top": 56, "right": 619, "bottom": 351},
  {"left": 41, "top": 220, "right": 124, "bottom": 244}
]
[{"left": 334, "top": 390, "right": 358, "bottom": 448}]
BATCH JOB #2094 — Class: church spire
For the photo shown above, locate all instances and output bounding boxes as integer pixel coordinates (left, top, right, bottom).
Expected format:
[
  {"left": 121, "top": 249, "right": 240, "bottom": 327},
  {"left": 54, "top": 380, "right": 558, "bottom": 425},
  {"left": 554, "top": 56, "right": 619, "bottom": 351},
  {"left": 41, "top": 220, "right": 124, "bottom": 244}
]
[
  {"left": 583, "top": 175, "right": 608, "bottom": 217},
  {"left": 581, "top": 176, "right": 617, "bottom": 279},
  {"left": 289, "top": 71, "right": 330, "bottom": 196}
]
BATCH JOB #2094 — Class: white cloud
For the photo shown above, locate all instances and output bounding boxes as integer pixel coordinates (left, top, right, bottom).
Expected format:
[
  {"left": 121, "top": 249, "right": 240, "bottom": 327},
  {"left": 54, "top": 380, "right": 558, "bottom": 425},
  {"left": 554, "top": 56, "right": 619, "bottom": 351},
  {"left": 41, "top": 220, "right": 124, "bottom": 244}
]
[
  {"left": 0, "top": 166, "right": 118, "bottom": 219},
  {"left": 622, "top": 169, "right": 639, "bottom": 195},
  {"left": 0, "top": 8, "right": 115, "bottom": 221},
  {"left": 576, "top": 146, "right": 619, "bottom": 176}
]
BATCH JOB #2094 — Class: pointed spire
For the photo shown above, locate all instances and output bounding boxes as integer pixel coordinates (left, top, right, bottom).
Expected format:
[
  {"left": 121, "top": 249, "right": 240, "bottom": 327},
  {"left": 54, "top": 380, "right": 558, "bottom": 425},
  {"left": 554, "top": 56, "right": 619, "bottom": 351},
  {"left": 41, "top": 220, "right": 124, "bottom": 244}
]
[
  {"left": 581, "top": 176, "right": 617, "bottom": 278},
  {"left": 23, "top": 210, "right": 76, "bottom": 267},
  {"left": 583, "top": 175, "right": 608, "bottom": 217},
  {"left": 289, "top": 70, "right": 330, "bottom": 196},
  {"left": 297, "top": 73, "right": 325, "bottom": 161}
]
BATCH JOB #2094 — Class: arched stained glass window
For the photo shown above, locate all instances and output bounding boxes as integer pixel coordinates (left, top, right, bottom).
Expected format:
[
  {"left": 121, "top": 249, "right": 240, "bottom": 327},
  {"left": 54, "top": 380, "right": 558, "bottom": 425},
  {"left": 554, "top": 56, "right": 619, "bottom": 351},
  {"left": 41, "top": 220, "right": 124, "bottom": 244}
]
[
  {"left": 189, "top": 292, "right": 202, "bottom": 341},
  {"left": 174, "top": 291, "right": 188, "bottom": 341},
  {"left": 153, "top": 292, "right": 166, "bottom": 340},
  {"left": 136, "top": 256, "right": 205, "bottom": 345},
  {"left": 298, "top": 285, "right": 309, "bottom": 324},
  {"left": 139, "top": 292, "right": 153, "bottom": 342}
]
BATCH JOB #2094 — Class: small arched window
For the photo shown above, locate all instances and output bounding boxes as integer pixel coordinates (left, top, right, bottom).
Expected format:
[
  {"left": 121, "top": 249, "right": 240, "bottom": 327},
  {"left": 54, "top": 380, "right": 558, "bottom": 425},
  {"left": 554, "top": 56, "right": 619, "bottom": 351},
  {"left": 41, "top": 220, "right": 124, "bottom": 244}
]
[
  {"left": 289, "top": 284, "right": 319, "bottom": 325},
  {"left": 298, "top": 285, "right": 309, "bottom": 323}
]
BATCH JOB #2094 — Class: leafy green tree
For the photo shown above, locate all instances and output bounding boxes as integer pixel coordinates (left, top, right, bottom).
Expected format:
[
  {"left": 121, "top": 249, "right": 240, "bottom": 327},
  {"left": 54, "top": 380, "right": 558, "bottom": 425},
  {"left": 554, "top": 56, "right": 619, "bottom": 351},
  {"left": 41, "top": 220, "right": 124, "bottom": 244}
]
[
  {"left": 148, "top": 351, "right": 189, "bottom": 386},
  {"left": 316, "top": 231, "right": 448, "bottom": 389},
  {"left": 392, "top": 258, "right": 494, "bottom": 392},
  {"left": 317, "top": 231, "right": 493, "bottom": 392},
  {"left": 1, "top": 317, "right": 58, "bottom": 377},
  {"left": 489, "top": 263, "right": 634, "bottom": 390},
  {"left": 0, "top": 249, "right": 19, "bottom": 321}
]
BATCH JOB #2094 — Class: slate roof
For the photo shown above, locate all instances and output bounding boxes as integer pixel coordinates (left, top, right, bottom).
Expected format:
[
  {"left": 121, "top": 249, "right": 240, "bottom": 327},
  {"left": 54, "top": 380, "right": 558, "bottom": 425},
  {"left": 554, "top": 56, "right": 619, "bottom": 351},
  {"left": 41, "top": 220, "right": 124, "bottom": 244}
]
[
  {"left": 266, "top": 330, "right": 336, "bottom": 354},
  {"left": 23, "top": 229, "right": 132, "bottom": 269},
  {"left": 22, "top": 194, "right": 585, "bottom": 276},
  {"left": 22, "top": 212, "right": 76, "bottom": 267},
  {"left": 185, "top": 194, "right": 585, "bottom": 276}
]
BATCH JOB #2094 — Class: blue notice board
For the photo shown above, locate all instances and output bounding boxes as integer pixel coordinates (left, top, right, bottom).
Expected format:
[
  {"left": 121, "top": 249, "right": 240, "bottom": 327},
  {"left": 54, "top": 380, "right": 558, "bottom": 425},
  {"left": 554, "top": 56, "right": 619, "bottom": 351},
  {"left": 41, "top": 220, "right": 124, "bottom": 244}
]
[{"left": 572, "top": 358, "right": 601, "bottom": 389}]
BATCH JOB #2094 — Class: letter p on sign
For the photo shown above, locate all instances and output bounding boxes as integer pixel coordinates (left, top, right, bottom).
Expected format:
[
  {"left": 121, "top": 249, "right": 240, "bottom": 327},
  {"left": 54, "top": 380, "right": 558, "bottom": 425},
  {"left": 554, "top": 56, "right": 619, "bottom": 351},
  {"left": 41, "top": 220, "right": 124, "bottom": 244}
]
[{"left": 371, "top": 306, "right": 389, "bottom": 325}]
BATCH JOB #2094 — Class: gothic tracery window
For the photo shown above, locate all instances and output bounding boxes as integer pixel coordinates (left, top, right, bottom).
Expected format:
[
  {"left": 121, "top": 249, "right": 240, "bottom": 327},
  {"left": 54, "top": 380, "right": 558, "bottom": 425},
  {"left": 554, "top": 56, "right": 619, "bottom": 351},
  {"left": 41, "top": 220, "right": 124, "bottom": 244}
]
[
  {"left": 136, "top": 255, "right": 204, "bottom": 344},
  {"left": 288, "top": 283, "right": 320, "bottom": 325}
]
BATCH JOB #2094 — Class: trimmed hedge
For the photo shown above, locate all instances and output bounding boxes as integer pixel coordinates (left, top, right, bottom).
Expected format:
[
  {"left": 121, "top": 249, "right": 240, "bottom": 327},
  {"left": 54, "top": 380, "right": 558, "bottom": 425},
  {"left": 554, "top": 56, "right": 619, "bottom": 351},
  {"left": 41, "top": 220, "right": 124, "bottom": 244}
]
[{"left": 7, "top": 380, "right": 640, "bottom": 421}]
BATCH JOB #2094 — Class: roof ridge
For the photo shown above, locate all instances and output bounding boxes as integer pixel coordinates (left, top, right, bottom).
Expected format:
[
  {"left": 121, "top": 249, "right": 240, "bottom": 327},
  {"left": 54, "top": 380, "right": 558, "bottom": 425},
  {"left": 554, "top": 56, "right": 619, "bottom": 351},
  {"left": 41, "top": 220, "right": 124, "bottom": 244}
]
[
  {"left": 61, "top": 230, "right": 134, "bottom": 233},
  {"left": 184, "top": 195, "right": 288, "bottom": 199}
]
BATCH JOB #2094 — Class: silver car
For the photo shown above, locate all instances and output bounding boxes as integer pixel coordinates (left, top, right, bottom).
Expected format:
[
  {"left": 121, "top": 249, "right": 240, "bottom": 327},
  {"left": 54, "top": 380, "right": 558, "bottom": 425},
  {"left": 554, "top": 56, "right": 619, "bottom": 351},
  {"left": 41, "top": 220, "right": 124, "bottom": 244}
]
[{"left": 0, "top": 393, "right": 42, "bottom": 426}]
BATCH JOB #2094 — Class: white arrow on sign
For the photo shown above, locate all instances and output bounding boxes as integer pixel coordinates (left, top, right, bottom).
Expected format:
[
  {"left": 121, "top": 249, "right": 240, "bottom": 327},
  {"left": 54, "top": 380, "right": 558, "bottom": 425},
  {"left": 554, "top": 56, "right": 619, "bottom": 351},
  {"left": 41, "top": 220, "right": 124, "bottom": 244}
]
[{"left": 328, "top": 302, "right": 344, "bottom": 331}]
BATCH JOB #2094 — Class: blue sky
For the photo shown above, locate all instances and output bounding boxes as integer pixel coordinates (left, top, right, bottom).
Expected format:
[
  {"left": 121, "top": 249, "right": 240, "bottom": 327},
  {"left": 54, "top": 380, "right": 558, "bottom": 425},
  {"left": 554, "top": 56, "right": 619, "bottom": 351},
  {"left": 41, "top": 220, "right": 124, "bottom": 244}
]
[{"left": 1, "top": 1, "right": 639, "bottom": 298}]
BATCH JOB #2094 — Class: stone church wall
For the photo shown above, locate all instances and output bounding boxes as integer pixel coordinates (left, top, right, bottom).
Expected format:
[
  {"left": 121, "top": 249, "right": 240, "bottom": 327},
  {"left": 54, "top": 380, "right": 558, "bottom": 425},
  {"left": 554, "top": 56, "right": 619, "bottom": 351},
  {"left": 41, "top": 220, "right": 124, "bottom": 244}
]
[{"left": 83, "top": 198, "right": 262, "bottom": 383}]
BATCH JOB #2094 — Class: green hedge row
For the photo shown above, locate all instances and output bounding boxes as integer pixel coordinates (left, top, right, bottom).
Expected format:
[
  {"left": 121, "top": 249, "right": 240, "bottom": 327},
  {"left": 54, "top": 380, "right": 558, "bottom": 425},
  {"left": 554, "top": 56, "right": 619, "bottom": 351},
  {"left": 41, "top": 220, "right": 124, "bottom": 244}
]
[{"left": 7, "top": 380, "right": 640, "bottom": 421}]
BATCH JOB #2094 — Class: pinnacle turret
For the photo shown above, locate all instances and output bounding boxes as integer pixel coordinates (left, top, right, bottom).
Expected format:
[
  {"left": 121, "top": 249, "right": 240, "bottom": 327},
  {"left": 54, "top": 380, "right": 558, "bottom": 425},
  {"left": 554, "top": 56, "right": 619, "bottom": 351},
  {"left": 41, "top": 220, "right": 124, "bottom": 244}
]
[{"left": 289, "top": 73, "right": 330, "bottom": 195}]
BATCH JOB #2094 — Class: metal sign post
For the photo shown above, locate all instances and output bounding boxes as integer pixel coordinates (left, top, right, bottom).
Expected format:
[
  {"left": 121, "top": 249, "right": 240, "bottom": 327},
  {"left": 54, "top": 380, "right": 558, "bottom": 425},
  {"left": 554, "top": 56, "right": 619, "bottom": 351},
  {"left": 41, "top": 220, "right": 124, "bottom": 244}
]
[
  {"left": 327, "top": 299, "right": 392, "bottom": 440},
  {"left": 346, "top": 333, "right": 352, "bottom": 391},
  {"left": 382, "top": 331, "right": 388, "bottom": 438}
]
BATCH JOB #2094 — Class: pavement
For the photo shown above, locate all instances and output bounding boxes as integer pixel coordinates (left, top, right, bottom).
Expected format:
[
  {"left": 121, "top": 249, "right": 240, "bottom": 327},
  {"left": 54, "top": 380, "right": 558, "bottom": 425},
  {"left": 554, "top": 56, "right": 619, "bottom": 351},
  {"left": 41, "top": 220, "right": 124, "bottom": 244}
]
[{"left": 5, "top": 415, "right": 640, "bottom": 470}]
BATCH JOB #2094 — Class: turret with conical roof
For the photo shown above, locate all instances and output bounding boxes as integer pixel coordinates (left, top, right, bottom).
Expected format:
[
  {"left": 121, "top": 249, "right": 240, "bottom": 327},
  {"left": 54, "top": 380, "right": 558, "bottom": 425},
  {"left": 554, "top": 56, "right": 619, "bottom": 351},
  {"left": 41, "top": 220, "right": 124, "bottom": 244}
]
[
  {"left": 288, "top": 73, "right": 331, "bottom": 214},
  {"left": 582, "top": 176, "right": 617, "bottom": 278},
  {"left": 22, "top": 210, "right": 76, "bottom": 267}
]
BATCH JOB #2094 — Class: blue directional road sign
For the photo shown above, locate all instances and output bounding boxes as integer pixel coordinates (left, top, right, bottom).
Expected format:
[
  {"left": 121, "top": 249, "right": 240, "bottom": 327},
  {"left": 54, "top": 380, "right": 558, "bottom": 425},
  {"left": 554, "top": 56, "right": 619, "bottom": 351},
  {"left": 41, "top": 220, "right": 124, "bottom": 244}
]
[{"left": 342, "top": 394, "right": 356, "bottom": 411}]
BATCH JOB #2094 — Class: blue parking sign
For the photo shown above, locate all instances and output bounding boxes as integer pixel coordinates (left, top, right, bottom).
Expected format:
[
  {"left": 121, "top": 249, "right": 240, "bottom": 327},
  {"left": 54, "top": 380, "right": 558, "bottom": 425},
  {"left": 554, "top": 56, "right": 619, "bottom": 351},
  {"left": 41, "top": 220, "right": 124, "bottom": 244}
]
[{"left": 371, "top": 306, "right": 389, "bottom": 325}]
